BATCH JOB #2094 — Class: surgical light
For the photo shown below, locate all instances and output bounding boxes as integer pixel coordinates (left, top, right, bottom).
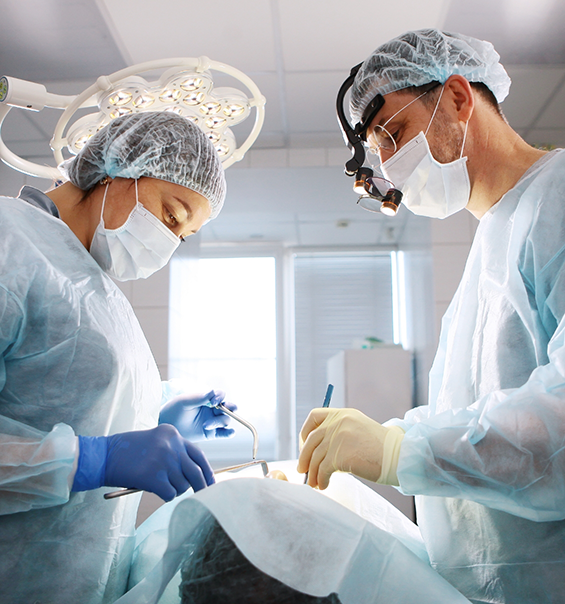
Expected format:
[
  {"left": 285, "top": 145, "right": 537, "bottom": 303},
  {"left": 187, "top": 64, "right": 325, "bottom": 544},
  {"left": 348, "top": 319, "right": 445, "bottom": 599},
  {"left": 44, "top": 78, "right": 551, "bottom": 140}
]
[
  {"left": 184, "top": 92, "right": 205, "bottom": 105},
  {"left": 206, "top": 116, "right": 226, "bottom": 129},
  {"left": 159, "top": 89, "right": 181, "bottom": 103},
  {"left": 108, "top": 91, "right": 132, "bottom": 106},
  {"left": 200, "top": 101, "right": 221, "bottom": 115},
  {"left": 0, "top": 57, "right": 266, "bottom": 180},
  {"left": 166, "top": 106, "right": 184, "bottom": 116},
  {"left": 132, "top": 94, "right": 155, "bottom": 109},
  {"left": 109, "top": 106, "right": 132, "bottom": 119},
  {"left": 224, "top": 103, "right": 245, "bottom": 117},
  {"left": 180, "top": 77, "right": 204, "bottom": 91}
]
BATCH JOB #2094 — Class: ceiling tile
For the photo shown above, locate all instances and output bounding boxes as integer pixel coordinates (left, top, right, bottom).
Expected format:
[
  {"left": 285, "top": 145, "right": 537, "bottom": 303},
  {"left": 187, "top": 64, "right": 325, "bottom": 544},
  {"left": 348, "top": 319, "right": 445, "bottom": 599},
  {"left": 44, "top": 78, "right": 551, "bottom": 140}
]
[
  {"left": 285, "top": 71, "right": 348, "bottom": 132},
  {"left": 214, "top": 71, "right": 283, "bottom": 132},
  {"left": 298, "top": 220, "right": 381, "bottom": 246},
  {"left": 101, "top": 0, "right": 278, "bottom": 72},
  {"left": 289, "top": 132, "right": 344, "bottom": 148},
  {"left": 225, "top": 167, "right": 355, "bottom": 214},
  {"left": 278, "top": 0, "right": 449, "bottom": 71},
  {"left": 212, "top": 212, "right": 298, "bottom": 224},
  {"left": 6, "top": 141, "right": 55, "bottom": 159},
  {"left": 0, "top": 0, "right": 126, "bottom": 81},
  {"left": 288, "top": 148, "right": 326, "bottom": 168},
  {"left": 251, "top": 132, "right": 287, "bottom": 149},
  {"left": 327, "top": 147, "right": 352, "bottom": 167},
  {"left": 202, "top": 220, "right": 299, "bottom": 244},
  {"left": 249, "top": 148, "right": 288, "bottom": 169},
  {"left": 1, "top": 110, "right": 50, "bottom": 143},
  {"left": 298, "top": 211, "right": 382, "bottom": 224},
  {"left": 444, "top": 0, "right": 565, "bottom": 65}
]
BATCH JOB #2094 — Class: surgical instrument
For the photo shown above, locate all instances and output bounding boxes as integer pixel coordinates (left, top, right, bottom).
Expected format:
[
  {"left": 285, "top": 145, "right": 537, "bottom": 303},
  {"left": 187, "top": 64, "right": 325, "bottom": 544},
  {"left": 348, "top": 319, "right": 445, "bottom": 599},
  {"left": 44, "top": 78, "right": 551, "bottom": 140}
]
[
  {"left": 103, "top": 459, "right": 270, "bottom": 500},
  {"left": 104, "top": 402, "right": 261, "bottom": 500},
  {"left": 303, "top": 384, "right": 334, "bottom": 485},
  {"left": 216, "top": 402, "right": 259, "bottom": 460}
]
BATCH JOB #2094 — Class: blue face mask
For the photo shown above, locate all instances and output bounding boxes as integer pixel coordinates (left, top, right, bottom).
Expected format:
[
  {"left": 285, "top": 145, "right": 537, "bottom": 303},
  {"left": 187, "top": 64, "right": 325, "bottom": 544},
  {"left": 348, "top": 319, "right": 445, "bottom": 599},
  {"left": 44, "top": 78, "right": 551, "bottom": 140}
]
[{"left": 89, "top": 179, "right": 180, "bottom": 281}]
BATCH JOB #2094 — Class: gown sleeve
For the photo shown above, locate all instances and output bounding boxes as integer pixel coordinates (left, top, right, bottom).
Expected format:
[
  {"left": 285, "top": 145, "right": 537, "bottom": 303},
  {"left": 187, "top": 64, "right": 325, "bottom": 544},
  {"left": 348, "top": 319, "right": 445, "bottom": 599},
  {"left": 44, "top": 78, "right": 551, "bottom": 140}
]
[
  {"left": 0, "top": 285, "right": 77, "bottom": 515},
  {"left": 393, "top": 198, "right": 565, "bottom": 522}
]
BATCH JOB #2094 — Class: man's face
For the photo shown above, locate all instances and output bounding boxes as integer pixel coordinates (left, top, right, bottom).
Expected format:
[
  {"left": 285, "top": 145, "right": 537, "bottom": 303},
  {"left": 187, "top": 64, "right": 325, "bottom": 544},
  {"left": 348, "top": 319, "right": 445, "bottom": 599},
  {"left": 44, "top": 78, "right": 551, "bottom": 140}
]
[{"left": 366, "top": 88, "right": 465, "bottom": 166}]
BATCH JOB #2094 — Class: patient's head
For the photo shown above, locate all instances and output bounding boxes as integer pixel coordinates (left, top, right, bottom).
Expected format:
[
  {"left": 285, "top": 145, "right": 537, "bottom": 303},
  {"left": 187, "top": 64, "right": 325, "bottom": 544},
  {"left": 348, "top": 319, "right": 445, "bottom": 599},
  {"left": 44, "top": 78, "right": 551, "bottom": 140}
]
[{"left": 179, "top": 515, "right": 341, "bottom": 604}]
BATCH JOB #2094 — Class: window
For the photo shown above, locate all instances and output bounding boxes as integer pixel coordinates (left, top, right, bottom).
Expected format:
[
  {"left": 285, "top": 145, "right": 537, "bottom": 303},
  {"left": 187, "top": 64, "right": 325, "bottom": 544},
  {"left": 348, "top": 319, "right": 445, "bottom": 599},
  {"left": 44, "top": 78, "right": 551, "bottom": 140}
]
[
  {"left": 168, "top": 248, "right": 397, "bottom": 463},
  {"left": 293, "top": 253, "right": 394, "bottom": 433},
  {"left": 169, "top": 255, "right": 277, "bottom": 463}
]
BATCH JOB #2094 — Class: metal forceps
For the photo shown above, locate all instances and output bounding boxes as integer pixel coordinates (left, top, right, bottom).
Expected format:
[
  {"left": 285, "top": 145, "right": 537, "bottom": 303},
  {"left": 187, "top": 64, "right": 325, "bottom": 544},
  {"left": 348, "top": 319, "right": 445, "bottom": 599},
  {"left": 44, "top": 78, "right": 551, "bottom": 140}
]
[{"left": 104, "top": 402, "right": 264, "bottom": 500}]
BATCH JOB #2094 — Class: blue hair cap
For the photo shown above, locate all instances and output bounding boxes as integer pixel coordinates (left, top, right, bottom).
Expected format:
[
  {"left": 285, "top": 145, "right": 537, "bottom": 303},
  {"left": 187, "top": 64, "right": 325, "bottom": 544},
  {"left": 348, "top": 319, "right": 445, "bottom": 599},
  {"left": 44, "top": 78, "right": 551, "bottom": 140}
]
[
  {"left": 59, "top": 112, "right": 226, "bottom": 219},
  {"left": 351, "top": 29, "right": 511, "bottom": 125}
]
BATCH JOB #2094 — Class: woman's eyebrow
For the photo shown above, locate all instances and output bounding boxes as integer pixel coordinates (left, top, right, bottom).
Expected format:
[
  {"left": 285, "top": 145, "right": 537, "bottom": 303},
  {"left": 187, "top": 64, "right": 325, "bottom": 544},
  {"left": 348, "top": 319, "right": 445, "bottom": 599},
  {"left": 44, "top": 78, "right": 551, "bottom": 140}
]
[{"left": 173, "top": 197, "right": 193, "bottom": 221}]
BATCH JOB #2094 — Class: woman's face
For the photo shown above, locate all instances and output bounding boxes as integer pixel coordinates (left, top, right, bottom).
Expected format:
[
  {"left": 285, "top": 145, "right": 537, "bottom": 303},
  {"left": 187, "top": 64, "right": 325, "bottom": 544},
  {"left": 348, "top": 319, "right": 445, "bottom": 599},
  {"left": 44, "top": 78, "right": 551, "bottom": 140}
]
[{"left": 102, "top": 177, "right": 212, "bottom": 240}]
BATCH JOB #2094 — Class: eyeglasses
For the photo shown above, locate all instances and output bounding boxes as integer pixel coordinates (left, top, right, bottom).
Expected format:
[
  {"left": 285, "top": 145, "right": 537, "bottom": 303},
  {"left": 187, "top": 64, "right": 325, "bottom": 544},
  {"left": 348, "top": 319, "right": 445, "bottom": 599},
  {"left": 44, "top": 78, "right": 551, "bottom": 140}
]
[{"left": 366, "top": 83, "right": 441, "bottom": 156}]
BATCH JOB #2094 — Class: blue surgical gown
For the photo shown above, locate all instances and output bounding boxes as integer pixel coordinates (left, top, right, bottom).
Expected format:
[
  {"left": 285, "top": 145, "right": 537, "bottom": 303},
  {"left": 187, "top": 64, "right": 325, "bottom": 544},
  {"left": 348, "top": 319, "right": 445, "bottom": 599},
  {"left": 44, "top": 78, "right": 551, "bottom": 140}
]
[
  {"left": 391, "top": 149, "right": 565, "bottom": 603},
  {"left": 0, "top": 187, "right": 162, "bottom": 603}
]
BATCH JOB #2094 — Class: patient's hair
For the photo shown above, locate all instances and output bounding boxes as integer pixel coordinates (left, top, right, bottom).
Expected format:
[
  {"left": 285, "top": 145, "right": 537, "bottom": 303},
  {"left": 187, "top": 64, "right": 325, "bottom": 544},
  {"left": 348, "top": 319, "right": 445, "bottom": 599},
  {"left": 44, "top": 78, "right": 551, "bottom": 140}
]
[{"left": 179, "top": 515, "right": 342, "bottom": 604}]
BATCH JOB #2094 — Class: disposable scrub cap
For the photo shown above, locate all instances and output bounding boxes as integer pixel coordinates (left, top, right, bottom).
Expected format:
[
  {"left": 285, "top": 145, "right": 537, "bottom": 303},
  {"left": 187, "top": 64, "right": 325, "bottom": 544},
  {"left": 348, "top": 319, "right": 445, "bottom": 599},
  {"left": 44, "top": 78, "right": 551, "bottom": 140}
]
[
  {"left": 350, "top": 29, "right": 511, "bottom": 126},
  {"left": 59, "top": 112, "right": 226, "bottom": 219}
]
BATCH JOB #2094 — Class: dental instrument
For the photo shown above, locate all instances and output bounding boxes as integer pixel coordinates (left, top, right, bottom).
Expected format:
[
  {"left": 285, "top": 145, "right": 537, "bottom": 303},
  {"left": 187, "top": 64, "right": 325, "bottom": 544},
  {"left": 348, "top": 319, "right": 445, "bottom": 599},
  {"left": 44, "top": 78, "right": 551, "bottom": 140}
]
[
  {"left": 104, "top": 403, "right": 261, "bottom": 500},
  {"left": 303, "top": 384, "right": 334, "bottom": 484}
]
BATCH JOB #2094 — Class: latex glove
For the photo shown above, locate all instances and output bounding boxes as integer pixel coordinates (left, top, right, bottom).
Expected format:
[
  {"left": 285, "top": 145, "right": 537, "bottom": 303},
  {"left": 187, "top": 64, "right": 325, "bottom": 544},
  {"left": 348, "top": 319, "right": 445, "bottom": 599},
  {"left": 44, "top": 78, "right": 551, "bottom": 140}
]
[
  {"left": 72, "top": 424, "right": 215, "bottom": 501},
  {"left": 297, "top": 408, "right": 404, "bottom": 490},
  {"left": 159, "top": 390, "right": 238, "bottom": 442}
]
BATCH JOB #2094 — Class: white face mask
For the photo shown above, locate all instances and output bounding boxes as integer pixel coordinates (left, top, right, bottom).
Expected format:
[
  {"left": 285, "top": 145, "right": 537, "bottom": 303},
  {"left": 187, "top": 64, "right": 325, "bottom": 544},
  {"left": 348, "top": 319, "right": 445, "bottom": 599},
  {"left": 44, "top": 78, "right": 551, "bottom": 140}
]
[
  {"left": 89, "top": 180, "right": 180, "bottom": 281},
  {"left": 380, "top": 88, "right": 470, "bottom": 219}
]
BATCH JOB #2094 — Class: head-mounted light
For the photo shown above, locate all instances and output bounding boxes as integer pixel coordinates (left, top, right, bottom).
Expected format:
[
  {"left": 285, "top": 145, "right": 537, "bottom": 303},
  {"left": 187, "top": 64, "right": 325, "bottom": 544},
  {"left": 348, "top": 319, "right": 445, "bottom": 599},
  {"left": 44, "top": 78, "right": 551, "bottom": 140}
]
[{"left": 336, "top": 64, "right": 402, "bottom": 216}]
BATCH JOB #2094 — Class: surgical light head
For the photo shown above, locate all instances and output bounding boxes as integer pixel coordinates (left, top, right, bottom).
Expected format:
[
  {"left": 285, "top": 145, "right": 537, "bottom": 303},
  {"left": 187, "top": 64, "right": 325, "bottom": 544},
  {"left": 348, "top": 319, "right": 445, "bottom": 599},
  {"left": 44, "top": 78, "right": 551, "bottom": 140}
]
[
  {"left": 59, "top": 112, "right": 226, "bottom": 219},
  {"left": 0, "top": 57, "right": 265, "bottom": 183}
]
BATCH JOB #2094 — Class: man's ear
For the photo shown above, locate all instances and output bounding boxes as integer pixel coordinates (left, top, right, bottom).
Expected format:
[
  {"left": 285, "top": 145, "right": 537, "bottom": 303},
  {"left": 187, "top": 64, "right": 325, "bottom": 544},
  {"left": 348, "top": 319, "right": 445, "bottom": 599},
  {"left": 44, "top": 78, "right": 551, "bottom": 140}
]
[{"left": 443, "top": 74, "right": 474, "bottom": 123}]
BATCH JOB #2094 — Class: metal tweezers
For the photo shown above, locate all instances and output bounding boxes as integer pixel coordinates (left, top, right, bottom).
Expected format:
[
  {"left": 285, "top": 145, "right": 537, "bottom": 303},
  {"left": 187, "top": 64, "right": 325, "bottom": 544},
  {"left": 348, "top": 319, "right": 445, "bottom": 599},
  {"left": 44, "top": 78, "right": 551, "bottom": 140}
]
[{"left": 104, "top": 402, "right": 265, "bottom": 500}]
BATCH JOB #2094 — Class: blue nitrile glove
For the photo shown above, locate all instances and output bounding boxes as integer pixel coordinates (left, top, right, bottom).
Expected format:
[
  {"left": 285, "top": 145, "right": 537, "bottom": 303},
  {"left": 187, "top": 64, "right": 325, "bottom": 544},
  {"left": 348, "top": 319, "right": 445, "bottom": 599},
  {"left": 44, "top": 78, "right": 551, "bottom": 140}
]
[
  {"left": 159, "top": 390, "right": 238, "bottom": 442},
  {"left": 72, "top": 424, "right": 215, "bottom": 501}
]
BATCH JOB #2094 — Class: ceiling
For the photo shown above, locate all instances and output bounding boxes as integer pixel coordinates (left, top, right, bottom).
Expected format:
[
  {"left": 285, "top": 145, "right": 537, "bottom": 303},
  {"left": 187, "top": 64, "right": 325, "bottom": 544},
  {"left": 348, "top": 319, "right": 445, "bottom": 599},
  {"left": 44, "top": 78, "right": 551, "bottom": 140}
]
[{"left": 1, "top": 0, "right": 564, "bottom": 247}]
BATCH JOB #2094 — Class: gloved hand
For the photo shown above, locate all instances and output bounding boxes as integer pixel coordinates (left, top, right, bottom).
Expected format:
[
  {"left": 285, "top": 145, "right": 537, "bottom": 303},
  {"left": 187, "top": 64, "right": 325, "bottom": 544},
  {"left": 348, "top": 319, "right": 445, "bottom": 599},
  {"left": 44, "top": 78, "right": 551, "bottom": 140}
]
[
  {"left": 72, "top": 424, "right": 215, "bottom": 501},
  {"left": 159, "top": 390, "right": 237, "bottom": 442},
  {"left": 297, "top": 408, "right": 404, "bottom": 490}
]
